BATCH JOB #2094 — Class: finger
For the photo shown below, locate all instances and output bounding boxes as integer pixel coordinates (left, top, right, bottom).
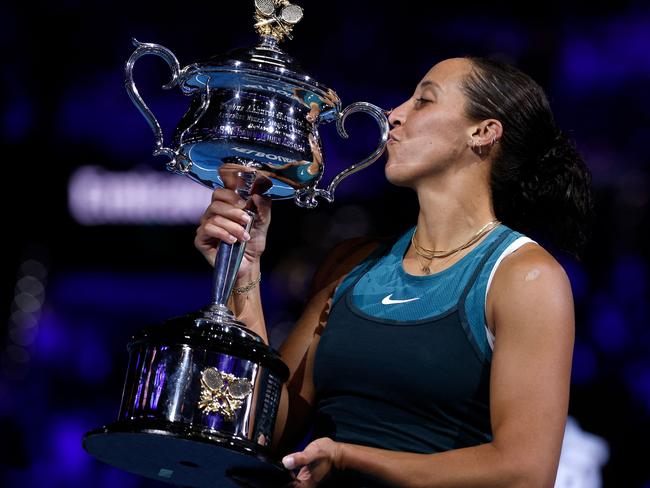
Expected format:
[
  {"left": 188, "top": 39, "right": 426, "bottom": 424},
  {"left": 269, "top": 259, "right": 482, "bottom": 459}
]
[
  {"left": 202, "top": 200, "right": 252, "bottom": 227},
  {"left": 251, "top": 193, "right": 271, "bottom": 211},
  {"left": 250, "top": 194, "right": 272, "bottom": 222},
  {"left": 295, "top": 466, "right": 313, "bottom": 482},
  {"left": 210, "top": 187, "right": 246, "bottom": 207},
  {"left": 282, "top": 451, "right": 312, "bottom": 470},
  {"left": 198, "top": 222, "right": 238, "bottom": 245},
  {"left": 209, "top": 215, "right": 251, "bottom": 242},
  {"left": 193, "top": 233, "right": 217, "bottom": 263}
]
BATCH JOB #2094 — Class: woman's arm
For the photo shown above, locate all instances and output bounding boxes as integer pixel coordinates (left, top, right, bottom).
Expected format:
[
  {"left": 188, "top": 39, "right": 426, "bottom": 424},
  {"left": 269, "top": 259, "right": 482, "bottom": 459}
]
[
  {"left": 284, "top": 244, "right": 574, "bottom": 488},
  {"left": 195, "top": 190, "right": 272, "bottom": 342},
  {"left": 194, "top": 188, "right": 385, "bottom": 456},
  {"left": 271, "top": 237, "right": 383, "bottom": 454}
]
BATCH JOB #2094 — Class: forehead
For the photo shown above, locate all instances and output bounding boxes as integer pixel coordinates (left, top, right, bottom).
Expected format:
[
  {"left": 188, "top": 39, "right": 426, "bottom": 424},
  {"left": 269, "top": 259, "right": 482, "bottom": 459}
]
[{"left": 418, "top": 58, "right": 473, "bottom": 91}]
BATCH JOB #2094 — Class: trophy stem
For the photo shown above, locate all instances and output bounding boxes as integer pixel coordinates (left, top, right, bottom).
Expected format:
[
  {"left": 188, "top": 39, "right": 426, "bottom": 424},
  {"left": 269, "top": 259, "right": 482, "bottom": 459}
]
[{"left": 206, "top": 171, "right": 257, "bottom": 317}]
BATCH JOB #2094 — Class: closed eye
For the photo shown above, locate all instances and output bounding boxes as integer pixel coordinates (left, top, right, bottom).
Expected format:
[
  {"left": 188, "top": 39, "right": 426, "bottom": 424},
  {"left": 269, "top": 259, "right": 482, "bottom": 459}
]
[{"left": 414, "top": 97, "right": 432, "bottom": 105}]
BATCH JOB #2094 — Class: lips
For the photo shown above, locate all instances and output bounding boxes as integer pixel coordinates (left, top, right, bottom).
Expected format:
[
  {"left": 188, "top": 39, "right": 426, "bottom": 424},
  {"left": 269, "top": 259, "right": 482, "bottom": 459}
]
[{"left": 388, "top": 132, "right": 400, "bottom": 143}]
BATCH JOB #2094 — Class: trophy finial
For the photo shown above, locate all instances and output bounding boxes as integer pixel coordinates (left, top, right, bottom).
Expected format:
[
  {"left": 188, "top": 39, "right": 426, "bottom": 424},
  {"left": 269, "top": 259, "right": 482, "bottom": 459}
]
[{"left": 253, "top": 0, "right": 303, "bottom": 43}]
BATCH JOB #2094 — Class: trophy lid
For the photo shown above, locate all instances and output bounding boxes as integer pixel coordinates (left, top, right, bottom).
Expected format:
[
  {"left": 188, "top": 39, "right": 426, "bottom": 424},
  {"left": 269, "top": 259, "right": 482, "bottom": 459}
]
[
  {"left": 179, "top": 1, "right": 341, "bottom": 118},
  {"left": 181, "top": 37, "right": 340, "bottom": 109}
]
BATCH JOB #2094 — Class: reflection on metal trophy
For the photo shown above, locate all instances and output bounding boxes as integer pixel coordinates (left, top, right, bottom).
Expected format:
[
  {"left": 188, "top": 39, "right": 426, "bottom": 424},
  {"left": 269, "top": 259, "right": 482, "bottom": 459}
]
[{"left": 83, "top": 1, "right": 389, "bottom": 486}]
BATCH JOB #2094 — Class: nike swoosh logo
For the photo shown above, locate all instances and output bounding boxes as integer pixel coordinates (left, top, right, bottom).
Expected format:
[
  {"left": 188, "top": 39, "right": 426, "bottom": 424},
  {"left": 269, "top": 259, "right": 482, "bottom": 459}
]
[{"left": 381, "top": 294, "right": 420, "bottom": 305}]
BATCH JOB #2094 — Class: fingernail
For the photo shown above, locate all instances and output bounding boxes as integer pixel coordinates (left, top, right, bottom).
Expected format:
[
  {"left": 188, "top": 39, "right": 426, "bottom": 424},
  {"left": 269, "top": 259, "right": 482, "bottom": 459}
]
[
  {"left": 228, "top": 235, "right": 237, "bottom": 243},
  {"left": 242, "top": 213, "right": 252, "bottom": 223},
  {"left": 238, "top": 199, "right": 246, "bottom": 207},
  {"left": 282, "top": 456, "right": 295, "bottom": 469},
  {"left": 243, "top": 231, "right": 251, "bottom": 241}
]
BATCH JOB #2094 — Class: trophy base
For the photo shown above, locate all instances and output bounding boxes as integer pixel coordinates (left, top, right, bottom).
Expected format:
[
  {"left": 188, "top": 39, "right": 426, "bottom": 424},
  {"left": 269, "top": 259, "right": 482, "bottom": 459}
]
[{"left": 83, "top": 420, "right": 294, "bottom": 488}]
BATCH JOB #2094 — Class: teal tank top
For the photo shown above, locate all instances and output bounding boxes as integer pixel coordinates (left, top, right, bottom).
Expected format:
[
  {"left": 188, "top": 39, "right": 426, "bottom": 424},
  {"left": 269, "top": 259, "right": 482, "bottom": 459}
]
[
  {"left": 312, "top": 225, "right": 528, "bottom": 464},
  {"left": 331, "top": 224, "right": 528, "bottom": 359}
]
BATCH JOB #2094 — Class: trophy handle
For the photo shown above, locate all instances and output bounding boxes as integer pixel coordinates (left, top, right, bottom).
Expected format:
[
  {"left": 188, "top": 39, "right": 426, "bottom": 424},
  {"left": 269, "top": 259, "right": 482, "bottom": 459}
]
[
  {"left": 294, "top": 102, "right": 389, "bottom": 208},
  {"left": 124, "top": 38, "right": 183, "bottom": 163}
]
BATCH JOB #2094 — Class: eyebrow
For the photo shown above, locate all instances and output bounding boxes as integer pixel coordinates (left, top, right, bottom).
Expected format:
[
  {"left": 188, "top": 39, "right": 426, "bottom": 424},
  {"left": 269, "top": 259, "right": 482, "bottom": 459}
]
[{"left": 418, "top": 80, "right": 441, "bottom": 92}]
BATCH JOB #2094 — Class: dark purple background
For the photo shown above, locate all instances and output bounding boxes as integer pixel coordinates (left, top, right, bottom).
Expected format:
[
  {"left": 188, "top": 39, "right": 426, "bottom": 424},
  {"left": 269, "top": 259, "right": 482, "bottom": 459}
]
[{"left": 2, "top": 0, "right": 649, "bottom": 486}]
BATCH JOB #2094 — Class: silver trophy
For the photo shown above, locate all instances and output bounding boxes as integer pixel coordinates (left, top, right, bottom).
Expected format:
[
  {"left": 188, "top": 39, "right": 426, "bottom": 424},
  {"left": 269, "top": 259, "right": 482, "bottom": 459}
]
[{"left": 83, "top": 1, "right": 389, "bottom": 486}]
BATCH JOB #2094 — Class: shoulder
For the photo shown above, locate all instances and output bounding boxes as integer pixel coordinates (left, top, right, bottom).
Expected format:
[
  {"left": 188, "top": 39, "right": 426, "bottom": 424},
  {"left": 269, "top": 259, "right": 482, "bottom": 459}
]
[
  {"left": 307, "top": 236, "right": 387, "bottom": 299},
  {"left": 492, "top": 242, "right": 570, "bottom": 293},
  {"left": 487, "top": 241, "right": 574, "bottom": 337}
]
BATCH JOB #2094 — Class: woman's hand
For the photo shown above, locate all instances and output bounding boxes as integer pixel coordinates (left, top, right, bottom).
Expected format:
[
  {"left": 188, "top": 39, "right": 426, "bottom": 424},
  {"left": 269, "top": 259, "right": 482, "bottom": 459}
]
[
  {"left": 281, "top": 437, "right": 343, "bottom": 487},
  {"left": 194, "top": 188, "right": 271, "bottom": 278}
]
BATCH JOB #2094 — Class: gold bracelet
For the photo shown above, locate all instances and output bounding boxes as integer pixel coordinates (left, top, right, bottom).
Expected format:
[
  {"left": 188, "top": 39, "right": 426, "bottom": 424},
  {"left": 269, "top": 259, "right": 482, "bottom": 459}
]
[{"left": 232, "top": 274, "right": 261, "bottom": 295}]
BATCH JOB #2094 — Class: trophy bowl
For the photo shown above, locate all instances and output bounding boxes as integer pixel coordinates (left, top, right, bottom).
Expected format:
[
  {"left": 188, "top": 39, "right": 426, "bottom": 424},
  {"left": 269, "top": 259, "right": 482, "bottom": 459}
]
[
  {"left": 122, "top": 33, "right": 388, "bottom": 208},
  {"left": 83, "top": 2, "right": 389, "bottom": 487}
]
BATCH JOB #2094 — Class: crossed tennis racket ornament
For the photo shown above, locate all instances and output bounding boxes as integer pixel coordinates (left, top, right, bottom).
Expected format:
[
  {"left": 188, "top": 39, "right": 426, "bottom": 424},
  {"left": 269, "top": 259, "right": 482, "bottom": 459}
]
[
  {"left": 253, "top": 0, "right": 304, "bottom": 41},
  {"left": 198, "top": 367, "right": 254, "bottom": 420}
]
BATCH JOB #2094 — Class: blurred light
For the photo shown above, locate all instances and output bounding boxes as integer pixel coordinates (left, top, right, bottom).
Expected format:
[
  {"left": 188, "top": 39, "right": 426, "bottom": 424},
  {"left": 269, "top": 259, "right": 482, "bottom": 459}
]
[
  {"left": 14, "top": 292, "right": 43, "bottom": 313},
  {"left": 76, "top": 332, "right": 112, "bottom": 383},
  {"left": 558, "top": 257, "right": 588, "bottom": 303},
  {"left": 32, "top": 309, "right": 66, "bottom": 361},
  {"left": 590, "top": 296, "right": 628, "bottom": 353},
  {"left": 9, "top": 327, "right": 39, "bottom": 347},
  {"left": 571, "top": 341, "right": 598, "bottom": 385},
  {"left": 612, "top": 255, "right": 647, "bottom": 305},
  {"left": 0, "top": 380, "right": 12, "bottom": 415},
  {"left": 20, "top": 259, "right": 47, "bottom": 280},
  {"left": 100, "top": 467, "right": 141, "bottom": 488},
  {"left": 625, "top": 362, "right": 650, "bottom": 413},
  {"left": 560, "top": 12, "right": 650, "bottom": 94},
  {"left": 17, "top": 276, "right": 45, "bottom": 297},
  {"left": 5, "top": 345, "right": 30, "bottom": 364},
  {"left": 555, "top": 417, "right": 609, "bottom": 488},
  {"left": 68, "top": 166, "right": 212, "bottom": 225},
  {"left": 2, "top": 251, "right": 48, "bottom": 380},
  {"left": 50, "top": 418, "right": 92, "bottom": 476},
  {"left": 2, "top": 96, "right": 34, "bottom": 141},
  {"left": 48, "top": 271, "right": 211, "bottom": 319},
  {"left": 57, "top": 72, "right": 188, "bottom": 157},
  {"left": 10, "top": 310, "right": 39, "bottom": 329}
]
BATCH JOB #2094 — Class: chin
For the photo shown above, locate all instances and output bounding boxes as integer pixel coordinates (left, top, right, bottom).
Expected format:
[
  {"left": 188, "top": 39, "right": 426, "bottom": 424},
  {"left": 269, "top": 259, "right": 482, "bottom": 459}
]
[{"left": 384, "top": 161, "right": 417, "bottom": 188}]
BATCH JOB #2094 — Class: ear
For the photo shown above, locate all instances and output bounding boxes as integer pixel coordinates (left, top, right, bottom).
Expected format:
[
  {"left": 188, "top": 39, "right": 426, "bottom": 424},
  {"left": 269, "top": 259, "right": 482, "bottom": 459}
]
[{"left": 469, "top": 119, "right": 503, "bottom": 146}]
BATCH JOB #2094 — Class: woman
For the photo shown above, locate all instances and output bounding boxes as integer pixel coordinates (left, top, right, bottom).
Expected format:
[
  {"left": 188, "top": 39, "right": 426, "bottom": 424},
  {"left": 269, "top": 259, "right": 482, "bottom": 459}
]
[{"left": 195, "top": 57, "right": 594, "bottom": 487}]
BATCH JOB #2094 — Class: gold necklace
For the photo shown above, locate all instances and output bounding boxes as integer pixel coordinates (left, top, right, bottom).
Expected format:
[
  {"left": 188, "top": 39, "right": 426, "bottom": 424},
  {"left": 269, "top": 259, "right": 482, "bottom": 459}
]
[
  {"left": 411, "top": 219, "right": 501, "bottom": 274},
  {"left": 413, "top": 249, "right": 456, "bottom": 275}
]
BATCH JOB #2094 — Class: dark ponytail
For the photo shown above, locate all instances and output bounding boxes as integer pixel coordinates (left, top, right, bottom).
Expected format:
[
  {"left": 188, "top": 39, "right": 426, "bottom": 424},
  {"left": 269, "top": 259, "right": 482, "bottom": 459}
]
[{"left": 460, "top": 57, "right": 595, "bottom": 259}]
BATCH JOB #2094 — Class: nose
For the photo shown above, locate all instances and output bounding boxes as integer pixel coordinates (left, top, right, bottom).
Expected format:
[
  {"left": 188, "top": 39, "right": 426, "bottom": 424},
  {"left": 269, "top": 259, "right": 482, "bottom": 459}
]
[{"left": 386, "top": 102, "right": 405, "bottom": 127}]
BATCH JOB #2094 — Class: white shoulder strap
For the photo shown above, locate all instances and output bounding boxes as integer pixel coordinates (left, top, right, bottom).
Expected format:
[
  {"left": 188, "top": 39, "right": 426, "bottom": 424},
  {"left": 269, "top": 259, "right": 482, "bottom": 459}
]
[{"left": 484, "top": 236, "right": 537, "bottom": 350}]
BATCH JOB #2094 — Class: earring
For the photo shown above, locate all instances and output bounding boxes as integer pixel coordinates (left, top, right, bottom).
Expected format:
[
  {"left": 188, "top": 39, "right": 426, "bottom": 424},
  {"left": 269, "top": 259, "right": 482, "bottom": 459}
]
[
  {"left": 490, "top": 136, "right": 498, "bottom": 146},
  {"left": 469, "top": 138, "right": 482, "bottom": 156}
]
